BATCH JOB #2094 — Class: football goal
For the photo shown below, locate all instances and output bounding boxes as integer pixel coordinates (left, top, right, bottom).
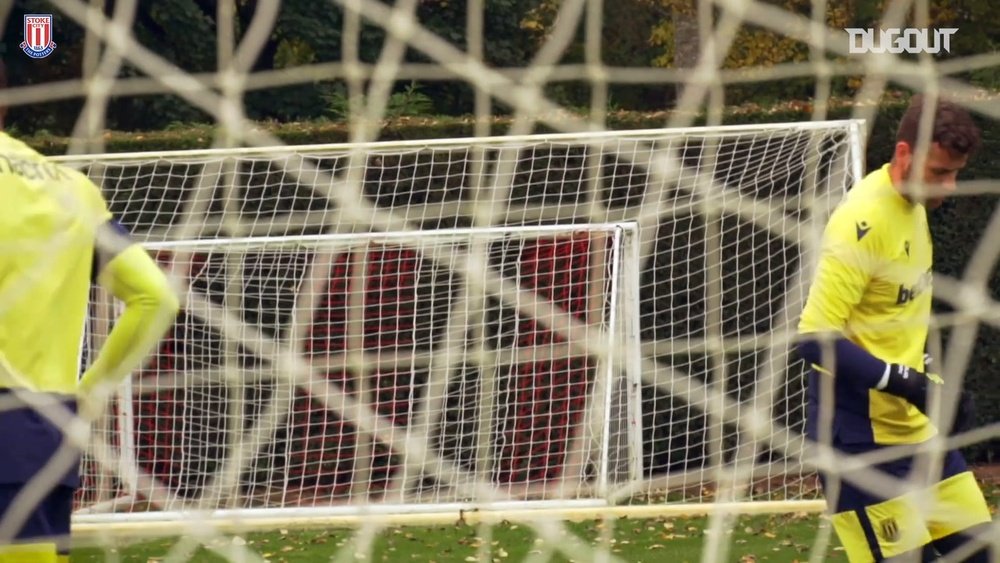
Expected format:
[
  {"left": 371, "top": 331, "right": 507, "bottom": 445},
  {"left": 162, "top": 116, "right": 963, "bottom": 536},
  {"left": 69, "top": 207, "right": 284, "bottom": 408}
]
[
  {"left": 56, "top": 121, "right": 862, "bottom": 532},
  {"left": 75, "top": 222, "right": 643, "bottom": 529}
]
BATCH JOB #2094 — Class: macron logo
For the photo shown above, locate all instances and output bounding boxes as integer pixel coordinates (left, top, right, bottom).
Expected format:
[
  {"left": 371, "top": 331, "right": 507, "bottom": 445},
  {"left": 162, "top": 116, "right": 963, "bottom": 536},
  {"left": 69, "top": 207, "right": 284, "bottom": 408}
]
[{"left": 856, "top": 221, "right": 871, "bottom": 241}]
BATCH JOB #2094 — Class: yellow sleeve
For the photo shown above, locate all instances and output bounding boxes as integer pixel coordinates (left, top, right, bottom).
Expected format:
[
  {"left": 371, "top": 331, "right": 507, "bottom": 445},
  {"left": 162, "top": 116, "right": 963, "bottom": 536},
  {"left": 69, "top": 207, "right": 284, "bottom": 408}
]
[
  {"left": 798, "top": 203, "right": 885, "bottom": 334},
  {"left": 67, "top": 167, "right": 113, "bottom": 225},
  {"left": 79, "top": 245, "right": 180, "bottom": 394}
]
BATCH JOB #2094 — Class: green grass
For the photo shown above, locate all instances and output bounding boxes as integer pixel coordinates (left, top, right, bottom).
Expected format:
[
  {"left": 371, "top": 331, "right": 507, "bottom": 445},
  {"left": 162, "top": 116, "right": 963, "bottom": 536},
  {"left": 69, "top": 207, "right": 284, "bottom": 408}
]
[
  {"left": 71, "top": 484, "right": 999, "bottom": 562},
  {"left": 72, "top": 513, "right": 837, "bottom": 562}
]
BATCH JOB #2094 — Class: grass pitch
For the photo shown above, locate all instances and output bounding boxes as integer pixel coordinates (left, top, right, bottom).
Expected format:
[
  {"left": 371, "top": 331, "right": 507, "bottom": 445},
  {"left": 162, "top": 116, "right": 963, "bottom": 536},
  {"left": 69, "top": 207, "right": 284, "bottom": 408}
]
[{"left": 71, "top": 483, "right": 998, "bottom": 562}]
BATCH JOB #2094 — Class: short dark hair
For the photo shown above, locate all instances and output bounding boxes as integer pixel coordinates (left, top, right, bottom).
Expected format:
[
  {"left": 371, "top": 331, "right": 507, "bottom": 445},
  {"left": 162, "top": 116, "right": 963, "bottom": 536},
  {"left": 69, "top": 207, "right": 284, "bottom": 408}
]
[{"left": 896, "top": 94, "right": 981, "bottom": 156}]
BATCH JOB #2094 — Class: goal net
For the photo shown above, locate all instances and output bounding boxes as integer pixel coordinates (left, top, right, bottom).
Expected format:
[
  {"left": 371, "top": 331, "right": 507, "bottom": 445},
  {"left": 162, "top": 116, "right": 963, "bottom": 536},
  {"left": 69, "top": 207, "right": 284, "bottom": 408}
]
[
  {"left": 3, "top": 0, "right": 996, "bottom": 560},
  {"left": 76, "top": 223, "right": 643, "bottom": 523},
  {"left": 53, "top": 122, "right": 861, "bottom": 531}
]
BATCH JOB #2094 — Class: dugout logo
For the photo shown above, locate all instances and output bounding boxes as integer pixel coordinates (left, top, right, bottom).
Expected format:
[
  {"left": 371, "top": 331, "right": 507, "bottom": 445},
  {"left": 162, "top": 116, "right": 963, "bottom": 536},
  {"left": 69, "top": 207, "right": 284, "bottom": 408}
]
[
  {"left": 845, "top": 28, "right": 956, "bottom": 55},
  {"left": 20, "top": 14, "right": 57, "bottom": 59}
]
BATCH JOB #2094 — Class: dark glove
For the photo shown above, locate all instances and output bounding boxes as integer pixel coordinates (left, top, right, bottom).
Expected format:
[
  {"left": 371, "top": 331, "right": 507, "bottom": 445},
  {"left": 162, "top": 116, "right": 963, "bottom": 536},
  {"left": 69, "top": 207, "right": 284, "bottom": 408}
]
[{"left": 879, "top": 363, "right": 943, "bottom": 414}]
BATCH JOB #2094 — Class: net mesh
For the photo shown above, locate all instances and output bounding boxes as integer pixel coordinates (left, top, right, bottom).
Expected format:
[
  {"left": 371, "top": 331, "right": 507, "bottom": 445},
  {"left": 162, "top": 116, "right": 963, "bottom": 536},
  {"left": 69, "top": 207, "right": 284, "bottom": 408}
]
[
  {"left": 58, "top": 125, "right": 855, "bottom": 523},
  {"left": 1, "top": 0, "right": 998, "bottom": 560},
  {"left": 76, "top": 225, "right": 641, "bottom": 516}
]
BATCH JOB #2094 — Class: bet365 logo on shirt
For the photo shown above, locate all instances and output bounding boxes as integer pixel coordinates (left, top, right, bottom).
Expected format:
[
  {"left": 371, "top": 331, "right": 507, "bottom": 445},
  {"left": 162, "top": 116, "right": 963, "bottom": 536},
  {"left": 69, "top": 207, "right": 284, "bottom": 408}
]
[{"left": 897, "top": 270, "right": 933, "bottom": 305}]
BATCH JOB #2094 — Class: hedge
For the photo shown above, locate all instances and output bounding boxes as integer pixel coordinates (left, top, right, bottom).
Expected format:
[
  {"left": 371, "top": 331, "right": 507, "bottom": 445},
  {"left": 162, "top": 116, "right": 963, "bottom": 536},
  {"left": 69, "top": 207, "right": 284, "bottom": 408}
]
[{"left": 24, "top": 94, "right": 1000, "bottom": 474}]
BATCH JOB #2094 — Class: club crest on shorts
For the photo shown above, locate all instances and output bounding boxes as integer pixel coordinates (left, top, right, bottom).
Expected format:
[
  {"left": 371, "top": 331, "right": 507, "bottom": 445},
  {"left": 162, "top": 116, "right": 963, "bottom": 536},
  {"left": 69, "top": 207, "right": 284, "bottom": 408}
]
[
  {"left": 878, "top": 517, "right": 901, "bottom": 542},
  {"left": 20, "top": 14, "right": 57, "bottom": 59}
]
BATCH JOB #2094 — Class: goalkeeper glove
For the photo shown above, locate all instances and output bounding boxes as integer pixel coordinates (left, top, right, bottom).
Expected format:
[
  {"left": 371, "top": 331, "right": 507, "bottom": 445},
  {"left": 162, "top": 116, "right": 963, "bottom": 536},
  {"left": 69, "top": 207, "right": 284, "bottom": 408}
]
[{"left": 876, "top": 363, "right": 943, "bottom": 414}]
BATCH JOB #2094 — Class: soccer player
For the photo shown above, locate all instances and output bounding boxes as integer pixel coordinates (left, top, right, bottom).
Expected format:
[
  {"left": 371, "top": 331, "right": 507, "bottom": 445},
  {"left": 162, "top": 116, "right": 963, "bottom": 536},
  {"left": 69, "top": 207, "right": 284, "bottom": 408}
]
[
  {"left": 796, "top": 94, "right": 993, "bottom": 562},
  {"left": 0, "top": 59, "right": 180, "bottom": 562}
]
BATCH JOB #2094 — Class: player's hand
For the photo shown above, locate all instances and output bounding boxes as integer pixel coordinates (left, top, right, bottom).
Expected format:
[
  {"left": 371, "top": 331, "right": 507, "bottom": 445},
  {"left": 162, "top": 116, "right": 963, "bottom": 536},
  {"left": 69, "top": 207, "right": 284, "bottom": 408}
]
[
  {"left": 77, "top": 380, "right": 113, "bottom": 423},
  {"left": 880, "top": 363, "right": 942, "bottom": 414}
]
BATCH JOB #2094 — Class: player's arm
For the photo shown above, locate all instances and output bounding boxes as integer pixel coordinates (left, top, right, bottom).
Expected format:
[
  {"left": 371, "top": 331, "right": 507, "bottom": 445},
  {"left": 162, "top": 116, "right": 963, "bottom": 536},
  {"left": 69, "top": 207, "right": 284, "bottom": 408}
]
[
  {"left": 78, "top": 222, "right": 180, "bottom": 398},
  {"left": 796, "top": 207, "right": 885, "bottom": 387},
  {"left": 795, "top": 209, "right": 938, "bottom": 412}
]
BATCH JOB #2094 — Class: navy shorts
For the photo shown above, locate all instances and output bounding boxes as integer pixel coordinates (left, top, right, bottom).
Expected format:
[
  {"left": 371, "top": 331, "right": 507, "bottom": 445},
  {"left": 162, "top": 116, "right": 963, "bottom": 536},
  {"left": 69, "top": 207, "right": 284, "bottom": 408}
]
[
  {"left": 0, "top": 392, "right": 81, "bottom": 488},
  {"left": 820, "top": 445, "right": 991, "bottom": 561},
  {"left": 821, "top": 446, "right": 969, "bottom": 513},
  {"left": 0, "top": 484, "right": 74, "bottom": 554},
  {"left": 0, "top": 391, "right": 80, "bottom": 555}
]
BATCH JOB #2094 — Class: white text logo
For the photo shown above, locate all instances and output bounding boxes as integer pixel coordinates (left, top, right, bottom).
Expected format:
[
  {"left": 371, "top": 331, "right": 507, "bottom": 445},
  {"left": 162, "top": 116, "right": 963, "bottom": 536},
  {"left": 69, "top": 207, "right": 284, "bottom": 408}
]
[{"left": 845, "top": 28, "right": 957, "bottom": 54}]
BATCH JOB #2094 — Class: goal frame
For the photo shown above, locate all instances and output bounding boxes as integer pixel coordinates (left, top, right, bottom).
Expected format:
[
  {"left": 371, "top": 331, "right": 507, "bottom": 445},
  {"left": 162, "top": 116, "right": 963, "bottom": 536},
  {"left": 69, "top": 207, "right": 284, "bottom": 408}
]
[
  {"left": 61, "top": 119, "right": 866, "bottom": 534},
  {"left": 48, "top": 121, "right": 867, "bottom": 242},
  {"left": 73, "top": 222, "right": 646, "bottom": 528}
]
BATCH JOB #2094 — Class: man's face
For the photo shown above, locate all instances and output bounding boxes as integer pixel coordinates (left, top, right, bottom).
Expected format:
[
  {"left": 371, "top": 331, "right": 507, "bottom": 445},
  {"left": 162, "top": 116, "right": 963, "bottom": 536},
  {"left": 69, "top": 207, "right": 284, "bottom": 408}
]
[{"left": 895, "top": 141, "right": 968, "bottom": 208}]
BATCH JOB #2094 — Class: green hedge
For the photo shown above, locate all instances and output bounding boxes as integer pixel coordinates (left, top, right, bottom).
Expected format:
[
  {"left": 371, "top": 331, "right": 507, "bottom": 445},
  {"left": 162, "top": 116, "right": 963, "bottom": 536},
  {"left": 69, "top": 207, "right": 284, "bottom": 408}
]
[
  {"left": 24, "top": 96, "right": 1000, "bottom": 469},
  {"left": 10, "top": 95, "right": 903, "bottom": 156}
]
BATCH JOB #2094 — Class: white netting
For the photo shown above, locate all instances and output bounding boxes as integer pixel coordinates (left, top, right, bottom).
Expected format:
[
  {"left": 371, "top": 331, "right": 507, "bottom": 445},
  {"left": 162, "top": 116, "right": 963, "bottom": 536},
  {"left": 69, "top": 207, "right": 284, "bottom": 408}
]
[
  {"left": 52, "top": 123, "right": 858, "bottom": 527},
  {"left": 1, "top": 0, "right": 998, "bottom": 560},
  {"left": 76, "top": 224, "right": 642, "bottom": 518}
]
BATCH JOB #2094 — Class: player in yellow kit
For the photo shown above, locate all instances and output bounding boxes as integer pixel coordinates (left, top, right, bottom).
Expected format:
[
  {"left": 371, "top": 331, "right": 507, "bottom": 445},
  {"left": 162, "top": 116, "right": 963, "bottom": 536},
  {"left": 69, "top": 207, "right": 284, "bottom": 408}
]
[
  {"left": 0, "top": 59, "right": 179, "bottom": 562},
  {"left": 797, "top": 95, "right": 993, "bottom": 562}
]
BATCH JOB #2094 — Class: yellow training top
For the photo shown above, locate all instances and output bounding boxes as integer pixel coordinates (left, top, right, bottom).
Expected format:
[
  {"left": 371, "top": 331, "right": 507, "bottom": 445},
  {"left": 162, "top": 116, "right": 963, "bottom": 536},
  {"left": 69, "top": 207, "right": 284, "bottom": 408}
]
[
  {"left": 0, "top": 132, "right": 111, "bottom": 395},
  {"left": 799, "top": 163, "right": 935, "bottom": 445}
]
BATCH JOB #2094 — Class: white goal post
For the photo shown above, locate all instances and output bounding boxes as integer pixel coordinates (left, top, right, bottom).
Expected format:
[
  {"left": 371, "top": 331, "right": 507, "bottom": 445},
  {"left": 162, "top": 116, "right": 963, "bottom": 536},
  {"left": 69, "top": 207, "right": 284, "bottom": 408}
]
[
  {"left": 56, "top": 121, "right": 863, "bottom": 530},
  {"left": 75, "top": 223, "right": 644, "bottom": 527}
]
